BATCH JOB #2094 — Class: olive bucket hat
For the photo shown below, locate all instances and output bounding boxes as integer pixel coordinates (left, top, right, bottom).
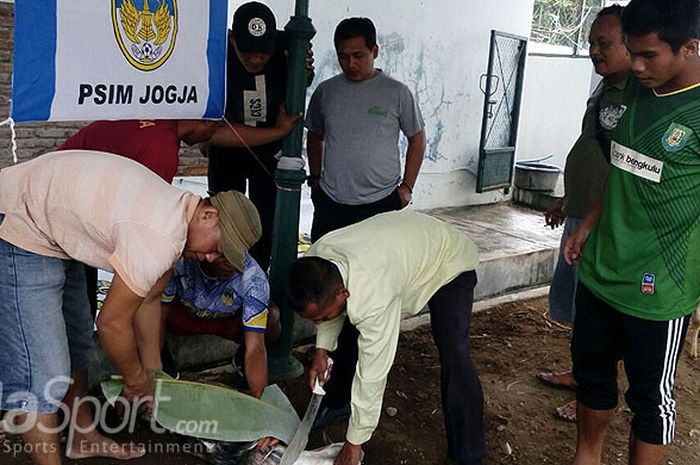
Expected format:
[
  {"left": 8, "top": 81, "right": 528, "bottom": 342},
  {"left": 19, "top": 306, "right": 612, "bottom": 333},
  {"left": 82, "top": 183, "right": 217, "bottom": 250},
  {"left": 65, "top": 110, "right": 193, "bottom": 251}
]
[{"left": 210, "top": 191, "right": 262, "bottom": 271}]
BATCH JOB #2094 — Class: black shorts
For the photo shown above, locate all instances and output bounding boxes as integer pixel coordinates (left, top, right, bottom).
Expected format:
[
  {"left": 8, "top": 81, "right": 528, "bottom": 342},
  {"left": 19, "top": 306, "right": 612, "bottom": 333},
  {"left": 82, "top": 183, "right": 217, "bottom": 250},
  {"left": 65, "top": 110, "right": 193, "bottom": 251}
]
[{"left": 572, "top": 283, "right": 691, "bottom": 445}]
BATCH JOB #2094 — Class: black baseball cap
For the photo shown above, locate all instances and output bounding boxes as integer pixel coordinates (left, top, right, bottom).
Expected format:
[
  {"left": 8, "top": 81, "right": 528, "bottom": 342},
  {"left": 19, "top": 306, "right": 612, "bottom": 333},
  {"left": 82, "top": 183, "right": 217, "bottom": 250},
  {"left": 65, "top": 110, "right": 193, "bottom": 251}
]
[{"left": 232, "top": 2, "right": 277, "bottom": 54}]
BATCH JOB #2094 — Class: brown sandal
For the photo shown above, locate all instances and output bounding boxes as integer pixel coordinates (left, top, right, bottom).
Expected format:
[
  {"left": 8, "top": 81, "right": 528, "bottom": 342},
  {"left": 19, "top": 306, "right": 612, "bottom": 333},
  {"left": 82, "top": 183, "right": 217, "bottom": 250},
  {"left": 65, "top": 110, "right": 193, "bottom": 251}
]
[{"left": 536, "top": 371, "right": 577, "bottom": 392}]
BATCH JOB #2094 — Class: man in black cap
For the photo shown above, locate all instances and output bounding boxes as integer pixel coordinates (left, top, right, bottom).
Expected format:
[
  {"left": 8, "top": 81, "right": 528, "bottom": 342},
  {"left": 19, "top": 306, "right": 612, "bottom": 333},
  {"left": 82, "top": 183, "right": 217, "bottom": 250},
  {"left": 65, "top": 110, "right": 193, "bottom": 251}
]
[{"left": 207, "top": 1, "right": 313, "bottom": 271}]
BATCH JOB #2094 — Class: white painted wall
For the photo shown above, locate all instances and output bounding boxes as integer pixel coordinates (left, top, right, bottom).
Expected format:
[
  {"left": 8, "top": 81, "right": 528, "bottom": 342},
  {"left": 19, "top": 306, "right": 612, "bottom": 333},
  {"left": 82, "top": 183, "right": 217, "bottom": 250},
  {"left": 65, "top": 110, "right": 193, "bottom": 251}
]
[
  {"left": 226, "top": 1, "right": 609, "bottom": 209},
  {"left": 227, "top": 1, "right": 605, "bottom": 206},
  {"left": 230, "top": 0, "right": 535, "bottom": 209},
  {"left": 517, "top": 55, "right": 595, "bottom": 168}
]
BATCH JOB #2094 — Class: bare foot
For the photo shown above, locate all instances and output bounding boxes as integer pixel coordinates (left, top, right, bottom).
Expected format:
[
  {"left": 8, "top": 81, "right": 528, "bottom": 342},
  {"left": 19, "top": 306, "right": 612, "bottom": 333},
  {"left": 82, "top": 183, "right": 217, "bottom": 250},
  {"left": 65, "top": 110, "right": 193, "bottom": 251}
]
[{"left": 66, "top": 432, "right": 145, "bottom": 460}]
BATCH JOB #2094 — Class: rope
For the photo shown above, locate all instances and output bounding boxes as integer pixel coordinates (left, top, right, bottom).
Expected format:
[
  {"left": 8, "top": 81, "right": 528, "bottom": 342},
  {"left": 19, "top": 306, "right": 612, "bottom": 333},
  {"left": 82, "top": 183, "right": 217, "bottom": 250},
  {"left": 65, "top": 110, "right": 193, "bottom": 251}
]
[
  {"left": 221, "top": 118, "right": 307, "bottom": 192},
  {"left": 0, "top": 117, "right": 17, "bottom": 164},
  {"left": 222, "top": 118, "right": 275, "bottom": 180}
]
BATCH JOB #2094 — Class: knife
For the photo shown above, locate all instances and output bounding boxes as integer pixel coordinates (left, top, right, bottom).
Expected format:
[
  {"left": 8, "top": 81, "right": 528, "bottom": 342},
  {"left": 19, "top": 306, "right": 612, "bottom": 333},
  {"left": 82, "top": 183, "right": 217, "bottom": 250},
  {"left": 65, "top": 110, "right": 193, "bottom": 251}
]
[{"left": 279, "top": 359, "right": 333, "bottom": 465}]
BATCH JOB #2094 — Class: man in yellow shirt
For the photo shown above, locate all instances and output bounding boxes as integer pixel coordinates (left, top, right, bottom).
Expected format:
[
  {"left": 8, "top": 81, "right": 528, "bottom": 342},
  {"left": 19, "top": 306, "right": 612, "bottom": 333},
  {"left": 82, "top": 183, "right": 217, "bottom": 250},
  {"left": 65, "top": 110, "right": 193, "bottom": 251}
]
[{"left": 288, "top": 211, "right": 484, "bottom": 465}]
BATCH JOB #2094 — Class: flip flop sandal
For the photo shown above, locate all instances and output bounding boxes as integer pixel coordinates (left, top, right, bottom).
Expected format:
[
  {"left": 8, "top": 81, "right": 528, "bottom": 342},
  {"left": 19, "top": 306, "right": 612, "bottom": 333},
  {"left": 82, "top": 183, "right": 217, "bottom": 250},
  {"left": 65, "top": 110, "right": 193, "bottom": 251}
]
[
  {"left": 536, "top": 372, "right": 577, "bottom": 392},
  {"left": 554, "top": 400, "right": 578, "bottom": 423}
]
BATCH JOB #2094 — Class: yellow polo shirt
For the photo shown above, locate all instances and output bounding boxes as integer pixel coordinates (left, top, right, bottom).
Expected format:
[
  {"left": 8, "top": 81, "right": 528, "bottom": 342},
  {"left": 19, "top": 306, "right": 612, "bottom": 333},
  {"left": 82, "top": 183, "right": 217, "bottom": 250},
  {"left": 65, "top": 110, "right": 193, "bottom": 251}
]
[{"left": 305, "top": 211, "right": 479, "bottom": 444}]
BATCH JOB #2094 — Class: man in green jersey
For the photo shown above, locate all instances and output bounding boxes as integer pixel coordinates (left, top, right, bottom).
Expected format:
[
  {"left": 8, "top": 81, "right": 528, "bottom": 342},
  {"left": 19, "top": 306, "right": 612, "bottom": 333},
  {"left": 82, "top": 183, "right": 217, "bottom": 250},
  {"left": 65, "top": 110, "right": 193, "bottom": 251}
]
[
  {"left": 564, "top": 0, "right": 700, "bottom": 464},
  {"left": 538, "top": 5, "right": 631, "bottom": 423}
]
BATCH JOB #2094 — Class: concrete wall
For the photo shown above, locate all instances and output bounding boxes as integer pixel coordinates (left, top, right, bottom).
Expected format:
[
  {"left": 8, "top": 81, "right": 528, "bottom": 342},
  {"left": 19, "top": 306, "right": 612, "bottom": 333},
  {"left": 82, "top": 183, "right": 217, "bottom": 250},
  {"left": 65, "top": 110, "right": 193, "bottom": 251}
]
[
  {"left": 517, "top": 54, "right": 594, "bottom": 168},
  {"left": 255, "top": 0, "right": 536, "bottom": 209}
]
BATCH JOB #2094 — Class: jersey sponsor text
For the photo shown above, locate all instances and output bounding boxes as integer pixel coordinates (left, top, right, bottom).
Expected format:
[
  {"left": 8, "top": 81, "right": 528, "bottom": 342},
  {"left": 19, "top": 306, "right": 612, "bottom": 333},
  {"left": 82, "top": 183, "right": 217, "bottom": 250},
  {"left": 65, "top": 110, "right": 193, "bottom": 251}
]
[{"left": 611, "top": 141, "right": 663, "bottom": 183}]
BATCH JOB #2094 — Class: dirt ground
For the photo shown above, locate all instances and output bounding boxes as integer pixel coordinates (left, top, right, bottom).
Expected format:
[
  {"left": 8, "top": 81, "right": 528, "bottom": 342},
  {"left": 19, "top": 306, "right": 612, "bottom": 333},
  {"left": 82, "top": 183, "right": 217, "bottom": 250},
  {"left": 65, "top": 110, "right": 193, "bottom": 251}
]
[{"left": 3, "top": 296, "right": 699, "bottom": 464}]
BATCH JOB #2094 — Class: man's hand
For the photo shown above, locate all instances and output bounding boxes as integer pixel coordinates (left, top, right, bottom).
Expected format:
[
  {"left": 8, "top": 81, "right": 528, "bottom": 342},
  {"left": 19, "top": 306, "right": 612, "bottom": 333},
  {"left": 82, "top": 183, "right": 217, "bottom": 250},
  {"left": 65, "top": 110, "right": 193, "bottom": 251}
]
[
  {"left": 333, "top": 441, "right": 364, "bottom": 465},
  {"left": 307, "top": 131, "right": 324, "bottom": 190},
  {"left": 243, "top": 331, "right": 268, "bottom": 399},
  {"left": 308, "top": 349, "right": 332, "bottom": 389},
  {"left": 306, "top": 45, "right": 315, "bottom": 84},
  {"left": 122, "top": 369, "right": 154, "bottom": 412},
  {"left": 307, "top": 174, "right": 321, "bottom": 189},
  {"left": 397, "top": 184, "right": 412, "bottom": 208},
  {"left": 564, "top": 224, "right": 592, "bottom": 265},
  {"left": 544, "top": 198, "right": 565, "bottom": 229},
  {"left": 256, "top": 436, "right": 278, "bottom": 451},
  {"left": 275, "top": 104, "right": 302, "bottom": 136}
]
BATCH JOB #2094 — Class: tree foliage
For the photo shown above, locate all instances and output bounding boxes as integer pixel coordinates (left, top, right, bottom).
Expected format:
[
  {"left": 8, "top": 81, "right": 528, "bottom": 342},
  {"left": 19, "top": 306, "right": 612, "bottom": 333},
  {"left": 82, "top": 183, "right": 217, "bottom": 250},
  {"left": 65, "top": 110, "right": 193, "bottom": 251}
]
[{"left": 531, "top": 0, "right": 606, "bottom": 51}]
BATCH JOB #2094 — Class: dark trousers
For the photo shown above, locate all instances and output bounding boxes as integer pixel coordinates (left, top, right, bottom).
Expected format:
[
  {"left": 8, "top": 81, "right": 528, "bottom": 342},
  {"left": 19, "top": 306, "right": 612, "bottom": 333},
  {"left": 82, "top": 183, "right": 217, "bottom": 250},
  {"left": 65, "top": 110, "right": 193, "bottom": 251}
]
[
  {"left": 429, "top": 271, "right": 485, "bottom": 463},
  {"left": 310, "top": 187, "right": 403, "bottom": 242},
  {"left": 310, "top": 186, "right": 403, "bottom": 408},
  {"left": 85, "top": 265, "right": 99, "bottom": 320},
  {"left": 208, "top": 149, "right": 278, "bottom": 271},
  {"left": 326, "top": 271, "right": 486, "bottom": 463}
]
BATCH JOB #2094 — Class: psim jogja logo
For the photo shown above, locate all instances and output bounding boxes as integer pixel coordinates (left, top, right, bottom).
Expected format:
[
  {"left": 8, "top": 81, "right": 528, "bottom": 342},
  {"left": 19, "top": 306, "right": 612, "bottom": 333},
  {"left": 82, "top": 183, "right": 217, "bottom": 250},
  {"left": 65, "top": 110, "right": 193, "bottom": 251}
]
[{"left": 113, "top": 0, "right": 178, "bottom": 71}]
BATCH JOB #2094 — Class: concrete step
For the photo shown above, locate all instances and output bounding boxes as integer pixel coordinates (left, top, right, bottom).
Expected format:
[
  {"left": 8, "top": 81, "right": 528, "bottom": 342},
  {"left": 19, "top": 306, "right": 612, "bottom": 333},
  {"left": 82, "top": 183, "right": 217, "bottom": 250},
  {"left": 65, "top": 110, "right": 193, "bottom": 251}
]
[{"left": 429, "top": 203, "right": 561, "bottom": 299}]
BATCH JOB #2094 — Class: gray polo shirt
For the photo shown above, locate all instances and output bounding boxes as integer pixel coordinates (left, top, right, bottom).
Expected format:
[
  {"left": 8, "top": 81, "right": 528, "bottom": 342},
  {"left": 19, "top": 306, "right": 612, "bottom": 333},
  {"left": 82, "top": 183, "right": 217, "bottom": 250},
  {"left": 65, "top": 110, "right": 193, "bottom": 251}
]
[{"left": 305, "top": 71, "right": 424, "bottom": 205}]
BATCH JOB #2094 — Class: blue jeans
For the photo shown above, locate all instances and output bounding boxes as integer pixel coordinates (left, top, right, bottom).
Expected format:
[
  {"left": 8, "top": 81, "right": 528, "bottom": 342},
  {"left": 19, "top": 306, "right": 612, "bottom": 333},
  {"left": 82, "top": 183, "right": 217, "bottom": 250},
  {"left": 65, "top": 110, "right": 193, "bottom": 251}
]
[
  {"left": 548, "top": 217, "right": 583, "bottom": 323},
  {"left": 0, "top": 214, "right": 95, "bottom": 413}
]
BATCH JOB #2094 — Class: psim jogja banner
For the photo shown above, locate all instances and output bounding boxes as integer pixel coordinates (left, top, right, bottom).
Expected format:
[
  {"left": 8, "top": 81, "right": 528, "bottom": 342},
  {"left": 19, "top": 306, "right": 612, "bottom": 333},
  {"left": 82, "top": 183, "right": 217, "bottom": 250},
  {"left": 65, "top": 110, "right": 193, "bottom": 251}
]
[{"left": 11, "top": 0, "right": 227, "bottom": 122}]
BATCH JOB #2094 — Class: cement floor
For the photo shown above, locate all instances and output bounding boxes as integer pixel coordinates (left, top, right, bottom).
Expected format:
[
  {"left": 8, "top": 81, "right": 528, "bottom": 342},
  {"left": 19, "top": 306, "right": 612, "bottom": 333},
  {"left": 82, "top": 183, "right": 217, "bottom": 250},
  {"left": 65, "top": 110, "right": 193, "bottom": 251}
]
[
  {"left": 428, "top": 203, "right": 562, "bottom": 299},
  {"left": 429, "top": 203, "right": 561, "bottom": 263}
]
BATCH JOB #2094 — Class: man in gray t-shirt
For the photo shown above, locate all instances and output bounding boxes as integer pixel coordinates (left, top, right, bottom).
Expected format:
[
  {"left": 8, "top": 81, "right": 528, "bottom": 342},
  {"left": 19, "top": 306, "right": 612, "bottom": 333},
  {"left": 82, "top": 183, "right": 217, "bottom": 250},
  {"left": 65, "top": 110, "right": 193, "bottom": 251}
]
[{"left": 305, "top": 17, "right": 426, "bottom": 242}]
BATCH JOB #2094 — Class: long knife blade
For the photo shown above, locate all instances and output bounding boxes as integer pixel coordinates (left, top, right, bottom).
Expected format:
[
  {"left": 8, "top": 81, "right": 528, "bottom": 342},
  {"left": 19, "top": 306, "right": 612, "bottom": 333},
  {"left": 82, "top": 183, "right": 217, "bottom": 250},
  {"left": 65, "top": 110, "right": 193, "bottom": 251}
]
[{"left": 278, "top": 380, "right": 326, "bottom": 465}]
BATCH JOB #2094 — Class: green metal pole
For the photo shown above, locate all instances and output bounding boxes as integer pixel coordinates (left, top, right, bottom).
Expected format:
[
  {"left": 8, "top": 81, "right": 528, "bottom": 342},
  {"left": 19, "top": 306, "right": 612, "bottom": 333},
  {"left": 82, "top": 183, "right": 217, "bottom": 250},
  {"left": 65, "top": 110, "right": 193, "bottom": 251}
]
[{"left": 267, "top": 0, "right": 315, "bottom": 380}]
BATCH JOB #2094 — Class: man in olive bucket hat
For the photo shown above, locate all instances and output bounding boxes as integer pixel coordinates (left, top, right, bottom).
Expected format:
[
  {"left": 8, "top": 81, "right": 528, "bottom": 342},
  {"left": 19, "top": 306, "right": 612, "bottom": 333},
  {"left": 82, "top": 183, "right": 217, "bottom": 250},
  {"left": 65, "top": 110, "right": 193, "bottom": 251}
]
[
  {"left": 0, "top": 150, "right": 261, "bottom": 464},
  {"left": 137, "top": 188, "right": 282, "bottom": 404},
  {"left": 211, "top": 189, "right": 263, "bottom": 272}
]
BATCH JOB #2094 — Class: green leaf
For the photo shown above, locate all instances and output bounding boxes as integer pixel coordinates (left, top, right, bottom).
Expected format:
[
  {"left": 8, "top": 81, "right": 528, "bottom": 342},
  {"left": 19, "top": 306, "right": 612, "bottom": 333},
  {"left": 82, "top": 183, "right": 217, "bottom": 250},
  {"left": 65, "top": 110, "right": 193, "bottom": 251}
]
[
  {"left": 153, "top": 380, "right": 300, "bottom": 443},
  {"left": 100, "top": 375, "right": 300, "bottom": 443},
  {"left": 100, "top": 370, "right": 172, "bottom": 406}
]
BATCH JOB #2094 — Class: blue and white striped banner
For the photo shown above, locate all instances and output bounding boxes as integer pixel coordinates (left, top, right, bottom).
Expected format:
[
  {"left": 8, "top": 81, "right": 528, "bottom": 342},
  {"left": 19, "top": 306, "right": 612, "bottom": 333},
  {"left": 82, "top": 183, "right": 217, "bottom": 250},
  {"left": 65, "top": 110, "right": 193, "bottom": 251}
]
[{"left": 11, "top": 1, "right": 227, "bottom": 122}]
